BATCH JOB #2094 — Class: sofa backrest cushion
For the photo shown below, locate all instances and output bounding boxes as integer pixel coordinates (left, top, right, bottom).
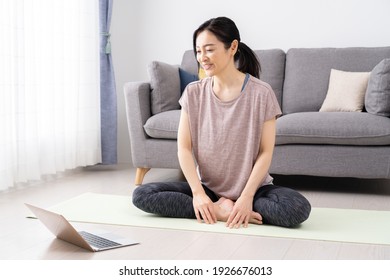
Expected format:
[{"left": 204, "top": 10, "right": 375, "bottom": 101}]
[
  {"left": 148, "top": 61, "right": 181, "bottom": 115},
  {"left": 365, "top": 58, "right": 390, "bottom": 117},
  {"left": 180, "top": 49, "right": 286, "bottom": 107},
  {"left": 180, "top": 50, "right": 198, "bottom": 75},
  {"left": 282, "top": 47, "right": 390, "bottom": 114},
  {"left": 254, "top": 49, "right": 285, "bottom": 107}
]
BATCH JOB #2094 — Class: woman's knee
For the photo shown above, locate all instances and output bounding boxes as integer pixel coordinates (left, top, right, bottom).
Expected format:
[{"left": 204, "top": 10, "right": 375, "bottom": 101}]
[
  {"left": 263, "top": 201, "right": 311, "bottom": 228},
  {"left": 254, "top": 186, "right": 311, "bottom": 227},
  {"left": 132, "top": 181, "right": 192, "bottom": 210},
  {"left": 132, "top": 183, "right": 160, "bottom": 208},
  {"left": 280, "top": 191, "right": 311, "bottom": 227},
  {"left": 132, "top": 184, "right": 148, "bottom": 208},
  {"left": 285, "top": 195, "right": 311, "bottom": 227}
]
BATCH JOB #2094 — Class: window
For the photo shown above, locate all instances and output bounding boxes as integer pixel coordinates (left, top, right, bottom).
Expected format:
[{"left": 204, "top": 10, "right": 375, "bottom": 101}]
[{"left": 0, "top": 0, "right": 101, "bottom": 190}]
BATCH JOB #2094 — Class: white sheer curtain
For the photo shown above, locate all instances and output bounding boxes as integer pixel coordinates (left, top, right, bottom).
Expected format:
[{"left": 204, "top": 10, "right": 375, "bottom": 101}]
[{"left": 0, "top": 0, "right": 101, "bottom": 191}]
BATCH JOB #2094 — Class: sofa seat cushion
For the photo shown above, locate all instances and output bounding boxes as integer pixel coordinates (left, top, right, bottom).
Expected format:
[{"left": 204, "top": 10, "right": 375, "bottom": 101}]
[
  {"left": 276, "top": 112, "right": 390, "bottom": 146},
  {"left": 144, "top": 110, "right": 181, "bottom": 139}
]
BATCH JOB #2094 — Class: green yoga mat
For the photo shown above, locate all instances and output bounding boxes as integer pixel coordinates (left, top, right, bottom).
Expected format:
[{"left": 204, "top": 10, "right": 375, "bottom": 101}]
[{"left": 32, "top": 192, "right": 390, "bottom": 245}]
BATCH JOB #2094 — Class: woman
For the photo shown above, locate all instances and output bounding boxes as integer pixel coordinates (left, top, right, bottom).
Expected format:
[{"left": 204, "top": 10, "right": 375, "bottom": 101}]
[{"left": 133, "top": 17, "right": 311, "bottom": 228}]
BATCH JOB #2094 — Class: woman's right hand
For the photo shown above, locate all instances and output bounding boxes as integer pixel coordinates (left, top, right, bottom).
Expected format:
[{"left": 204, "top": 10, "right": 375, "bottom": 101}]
[{"left": 192, "top": 192, "right": 217, "bottom": 224}]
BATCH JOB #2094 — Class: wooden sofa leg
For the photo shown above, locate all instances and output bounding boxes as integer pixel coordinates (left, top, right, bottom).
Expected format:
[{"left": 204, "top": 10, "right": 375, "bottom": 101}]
[{"left": 135, "top": 167, "right": 151, "bottom": 185}]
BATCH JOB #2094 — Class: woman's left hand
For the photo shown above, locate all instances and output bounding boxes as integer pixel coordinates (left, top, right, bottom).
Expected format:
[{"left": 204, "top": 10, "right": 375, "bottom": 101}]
[{"left": 226, "top": 195, "right": 254, "bottom": 228}]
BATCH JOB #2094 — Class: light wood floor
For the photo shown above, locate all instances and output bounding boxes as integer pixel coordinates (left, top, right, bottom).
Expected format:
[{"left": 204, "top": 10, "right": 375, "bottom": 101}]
[{"left": 1, "top": 163, "right": 390, "bottom": 260}]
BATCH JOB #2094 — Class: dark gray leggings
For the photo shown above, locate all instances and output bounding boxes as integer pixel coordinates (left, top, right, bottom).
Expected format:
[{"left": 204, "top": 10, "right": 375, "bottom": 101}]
[{"left": 132, "top": 182, "right": 311, "bottom": 227}]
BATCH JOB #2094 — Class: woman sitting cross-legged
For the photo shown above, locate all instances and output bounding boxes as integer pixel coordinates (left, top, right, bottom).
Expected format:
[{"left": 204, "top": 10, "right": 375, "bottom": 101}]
[{"left": 132, "top": 16, "right": 311, "bottom": 228}]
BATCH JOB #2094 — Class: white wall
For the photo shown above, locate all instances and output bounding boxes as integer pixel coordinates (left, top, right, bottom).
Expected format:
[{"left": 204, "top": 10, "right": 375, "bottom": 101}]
[{"left": 111, "top": 0, "right": 390, "bottom": 163}]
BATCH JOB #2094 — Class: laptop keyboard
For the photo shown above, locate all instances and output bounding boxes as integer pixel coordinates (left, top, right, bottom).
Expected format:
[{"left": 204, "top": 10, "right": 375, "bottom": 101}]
[{"left": 78, "top": 231, "right": 121, "bottom": 249}]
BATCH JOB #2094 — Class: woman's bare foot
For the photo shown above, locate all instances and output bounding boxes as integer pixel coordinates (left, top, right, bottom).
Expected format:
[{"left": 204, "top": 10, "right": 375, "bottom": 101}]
[
  {"left": 249, "top": 212, "right": 262, "bottom": 225},
  {"left": 213, "top": 197, "right": 234, "bottom": 221},
  {"left": 213, "top": 197, "right": 263, "bottom": 224}
]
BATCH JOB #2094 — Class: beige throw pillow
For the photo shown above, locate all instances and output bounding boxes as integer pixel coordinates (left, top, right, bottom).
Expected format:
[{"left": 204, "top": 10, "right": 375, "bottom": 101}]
[{"left": 320, "top": 69, "right": 371, "bottom": 112}]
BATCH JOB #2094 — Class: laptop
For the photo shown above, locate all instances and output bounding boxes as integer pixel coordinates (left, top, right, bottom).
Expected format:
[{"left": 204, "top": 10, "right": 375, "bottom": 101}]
[{"left": 25, "top": 203, "right": 139, "bottom": 252}]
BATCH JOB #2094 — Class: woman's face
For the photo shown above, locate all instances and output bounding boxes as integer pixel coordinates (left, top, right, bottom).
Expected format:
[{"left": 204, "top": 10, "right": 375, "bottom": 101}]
[{"left": 195, "top": 30, "right": 236, "bottom": 77}]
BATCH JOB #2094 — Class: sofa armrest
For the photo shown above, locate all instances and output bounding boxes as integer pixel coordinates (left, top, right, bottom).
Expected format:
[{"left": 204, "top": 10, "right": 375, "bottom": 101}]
[{"left": 123, "top": 81, "right": 151, "bottom": 166}]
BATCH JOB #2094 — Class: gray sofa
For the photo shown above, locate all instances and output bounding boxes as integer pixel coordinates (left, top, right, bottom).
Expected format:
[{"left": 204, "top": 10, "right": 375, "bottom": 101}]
[{"left": 124, "top": 47, "right": 390, "bottom": 185}]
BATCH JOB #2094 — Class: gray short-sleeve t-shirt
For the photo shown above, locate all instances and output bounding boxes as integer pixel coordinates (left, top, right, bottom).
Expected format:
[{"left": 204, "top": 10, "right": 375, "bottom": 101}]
[{"left": 179, "top": 75, "right": 282, "bottom": 200}]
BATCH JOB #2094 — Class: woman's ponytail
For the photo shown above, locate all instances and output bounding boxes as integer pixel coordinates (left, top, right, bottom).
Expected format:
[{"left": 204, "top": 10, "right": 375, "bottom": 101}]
[{"left": 236, "top": 42, "right": 261, "bottom": 79}]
